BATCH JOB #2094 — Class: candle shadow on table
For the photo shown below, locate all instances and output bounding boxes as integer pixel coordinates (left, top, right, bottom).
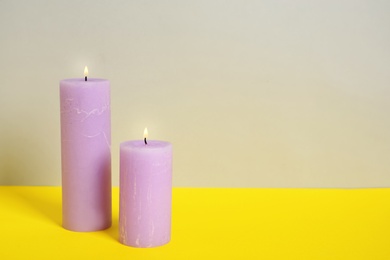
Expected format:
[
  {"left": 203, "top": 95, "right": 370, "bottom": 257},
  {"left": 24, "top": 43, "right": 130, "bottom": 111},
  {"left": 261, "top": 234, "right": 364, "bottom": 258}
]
[
  {"left": 99, "top": 187, "right": 119, "bottom": 242},
  {"left": 9, "top": 187, "right": 62, "bottom": 226},
  {"left": 99, "top": 218, "right": 119, "bottom": 242}
]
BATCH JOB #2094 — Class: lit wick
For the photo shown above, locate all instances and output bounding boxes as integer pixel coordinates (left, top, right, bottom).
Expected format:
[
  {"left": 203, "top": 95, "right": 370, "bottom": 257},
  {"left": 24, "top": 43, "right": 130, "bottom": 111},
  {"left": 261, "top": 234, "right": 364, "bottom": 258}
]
[
  {"left": 84, "top": 66, "right": 88, "bottom": 81},
  {"left": 143, "top": 127, "right": 148, "bottom": 145}
]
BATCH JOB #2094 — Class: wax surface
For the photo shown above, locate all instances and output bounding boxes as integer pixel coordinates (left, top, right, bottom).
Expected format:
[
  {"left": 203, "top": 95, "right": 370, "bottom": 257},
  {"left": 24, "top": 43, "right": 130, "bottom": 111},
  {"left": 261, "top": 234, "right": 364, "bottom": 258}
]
[
  {"left": 60, "top": 78, "right": 111, "bottom": 231},
  {"left": 119, "top": 140, "right": 172, "bottom": 247}
]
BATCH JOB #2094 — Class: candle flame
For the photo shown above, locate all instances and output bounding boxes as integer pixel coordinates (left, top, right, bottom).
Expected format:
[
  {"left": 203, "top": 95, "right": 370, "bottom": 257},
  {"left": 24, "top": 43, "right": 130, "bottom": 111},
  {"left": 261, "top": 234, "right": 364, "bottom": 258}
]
[
  {"left": 143, "top": 128, "right": 148, "bottom": 139},
  {"left": 84, "top": 66, "right": 88, "bottom": 77}
]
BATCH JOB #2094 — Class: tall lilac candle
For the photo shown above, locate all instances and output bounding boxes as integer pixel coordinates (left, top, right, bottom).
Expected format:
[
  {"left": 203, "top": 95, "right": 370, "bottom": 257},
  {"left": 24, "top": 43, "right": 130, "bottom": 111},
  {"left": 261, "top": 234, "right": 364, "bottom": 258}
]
[
  {"left": 60, "top": 67, "right": 111, "bottom": 232},
  {"left": 119, "top": 129, "right": 172, "bottom": 247}
]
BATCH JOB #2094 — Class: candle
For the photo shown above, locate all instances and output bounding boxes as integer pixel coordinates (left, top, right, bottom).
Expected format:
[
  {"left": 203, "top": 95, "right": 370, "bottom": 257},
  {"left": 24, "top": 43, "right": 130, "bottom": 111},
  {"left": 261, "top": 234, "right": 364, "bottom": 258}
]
[
  {"left": 60, "top": 67, "right": 111, "bottom": 231},
  {"left": 119, "top": 128, "right": 173, "bottom": 247}
]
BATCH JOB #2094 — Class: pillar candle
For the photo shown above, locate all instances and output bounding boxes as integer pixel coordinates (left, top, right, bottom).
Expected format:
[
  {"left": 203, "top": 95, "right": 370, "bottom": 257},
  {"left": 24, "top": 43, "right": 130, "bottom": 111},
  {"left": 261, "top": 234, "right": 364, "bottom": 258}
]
[
  {"left": 60, "top": 69, "right": 111, "bottom": 232},
  {"left": 119, "top": 132, "right": 172, "bottom": 247}
]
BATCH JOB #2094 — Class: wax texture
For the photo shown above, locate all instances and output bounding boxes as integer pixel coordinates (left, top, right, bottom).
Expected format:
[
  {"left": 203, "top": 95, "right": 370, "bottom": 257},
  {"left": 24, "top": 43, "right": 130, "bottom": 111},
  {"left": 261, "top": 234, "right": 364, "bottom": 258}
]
[
  {"left": 60, "top": 78, "right": 111, "bottom": 231},
  {"left": 119, "top": 140, "right": 172, "bottom": 247}
]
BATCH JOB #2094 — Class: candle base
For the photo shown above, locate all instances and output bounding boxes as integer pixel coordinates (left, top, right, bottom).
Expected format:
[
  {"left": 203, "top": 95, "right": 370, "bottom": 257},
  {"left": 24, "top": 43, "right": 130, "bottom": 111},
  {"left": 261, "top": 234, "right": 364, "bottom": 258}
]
[
  {"left": 62, "top": 222, "right": 112, "bottom": 232},
  {"left": 119, "top": 237, "right": 170, "bottom": 248}
]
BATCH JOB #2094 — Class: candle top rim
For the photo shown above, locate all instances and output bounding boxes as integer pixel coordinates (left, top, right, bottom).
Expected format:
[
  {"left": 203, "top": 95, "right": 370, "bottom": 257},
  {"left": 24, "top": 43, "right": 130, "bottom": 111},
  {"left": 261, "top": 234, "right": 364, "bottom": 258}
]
[
  {"left": 121, "top": 140, "right": 172, "bottom": 150},
  {"left": 60, "top": 78, "right": 109, "bottom": 83}
]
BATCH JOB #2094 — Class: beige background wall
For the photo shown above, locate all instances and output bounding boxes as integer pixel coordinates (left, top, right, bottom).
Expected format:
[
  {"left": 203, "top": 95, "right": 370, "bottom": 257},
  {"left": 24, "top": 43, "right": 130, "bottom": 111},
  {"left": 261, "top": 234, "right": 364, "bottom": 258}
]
[{"left": 1, "top": 0, "right": 389, "bottom": 187}]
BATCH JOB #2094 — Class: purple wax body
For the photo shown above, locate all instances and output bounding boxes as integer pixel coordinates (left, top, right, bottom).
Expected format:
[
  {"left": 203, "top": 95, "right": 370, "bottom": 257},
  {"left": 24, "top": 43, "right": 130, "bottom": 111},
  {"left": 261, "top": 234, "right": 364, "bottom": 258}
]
[
  {"left": 60, "top": 78, "right": 111, "bottom": 232},
  {"left": 119, "top": 140, "right": 172, "bottom": 247}
]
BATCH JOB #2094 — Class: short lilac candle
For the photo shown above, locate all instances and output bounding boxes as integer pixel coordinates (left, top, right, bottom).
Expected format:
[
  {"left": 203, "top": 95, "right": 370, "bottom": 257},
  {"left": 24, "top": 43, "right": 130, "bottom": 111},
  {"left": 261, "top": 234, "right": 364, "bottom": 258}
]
[
  {"left": 60, "top": 67, "right": 111, "bottom": 231},
  {"left": 119, "top": 129, "right": 172, "bottom": 247}
]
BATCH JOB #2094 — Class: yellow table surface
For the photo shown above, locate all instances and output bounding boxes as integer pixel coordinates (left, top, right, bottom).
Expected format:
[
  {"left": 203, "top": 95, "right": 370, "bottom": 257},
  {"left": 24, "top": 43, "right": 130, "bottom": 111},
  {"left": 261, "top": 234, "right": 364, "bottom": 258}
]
[{"left": 0, "top": 187, "right": 389, "bottom": 259}]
